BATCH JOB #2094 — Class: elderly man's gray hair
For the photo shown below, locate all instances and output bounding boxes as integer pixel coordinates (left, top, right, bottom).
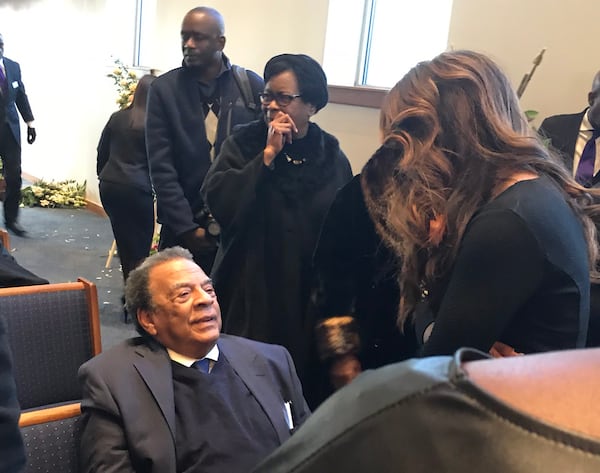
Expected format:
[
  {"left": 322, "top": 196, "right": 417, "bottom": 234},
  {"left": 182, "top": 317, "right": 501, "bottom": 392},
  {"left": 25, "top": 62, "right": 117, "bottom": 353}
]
[{"left": 125, "top": 246, "right": 194, "bottom": 336}]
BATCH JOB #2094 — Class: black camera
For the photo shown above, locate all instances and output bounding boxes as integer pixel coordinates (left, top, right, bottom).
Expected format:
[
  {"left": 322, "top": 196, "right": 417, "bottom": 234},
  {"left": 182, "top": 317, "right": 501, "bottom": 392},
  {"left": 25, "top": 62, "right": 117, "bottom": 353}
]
[{"left": 193, "top": 207, "right": 221, "bottom": 239}]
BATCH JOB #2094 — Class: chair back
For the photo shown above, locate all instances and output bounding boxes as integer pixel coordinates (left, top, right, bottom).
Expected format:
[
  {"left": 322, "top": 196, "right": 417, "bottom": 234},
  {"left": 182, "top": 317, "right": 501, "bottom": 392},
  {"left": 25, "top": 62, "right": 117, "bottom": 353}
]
[
  {"left": 0, "top": 278, "right": 101, "bottom": 409},
  {"left": 0, "top": 228, "right": 9, "bottom": 248},
  {"left": 20, "top": 403, "right": 83, "bottom": 473}
]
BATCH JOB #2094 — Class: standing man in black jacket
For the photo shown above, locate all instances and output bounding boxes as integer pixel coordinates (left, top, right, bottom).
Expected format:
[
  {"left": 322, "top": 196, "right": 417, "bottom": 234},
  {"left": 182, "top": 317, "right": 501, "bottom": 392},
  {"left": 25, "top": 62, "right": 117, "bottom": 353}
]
[
  {"left": 146, "top": 6, "right": 263, "bottom": 273},
  {"left": 0, "top": 33, "right": 36, "bottom": 237}
]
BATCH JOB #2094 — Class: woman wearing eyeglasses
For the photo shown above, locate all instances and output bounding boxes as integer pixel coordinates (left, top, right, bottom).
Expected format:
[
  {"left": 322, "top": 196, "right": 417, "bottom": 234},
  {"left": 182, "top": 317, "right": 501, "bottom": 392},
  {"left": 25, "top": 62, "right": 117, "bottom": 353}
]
[{"left": 202, "top": 54, "right": 352, "bottom": 393}]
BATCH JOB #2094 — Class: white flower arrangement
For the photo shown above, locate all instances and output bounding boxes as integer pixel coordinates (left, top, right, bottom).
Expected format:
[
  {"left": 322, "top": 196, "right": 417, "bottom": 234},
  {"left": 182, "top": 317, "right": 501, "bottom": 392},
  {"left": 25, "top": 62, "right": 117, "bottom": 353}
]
[{"left": 21, "top": 180, "right": 87, "bottom": 208}]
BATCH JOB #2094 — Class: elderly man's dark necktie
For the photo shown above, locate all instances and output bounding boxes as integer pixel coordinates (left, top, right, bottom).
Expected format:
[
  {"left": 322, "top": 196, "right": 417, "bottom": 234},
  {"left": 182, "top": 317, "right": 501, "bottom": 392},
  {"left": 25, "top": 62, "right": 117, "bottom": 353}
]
[
  {"left": 575, "top": 130, "right": 600, "bottom": 187},
  {"left": 192, "top": 358, "right": 210, "bottom": 374}
]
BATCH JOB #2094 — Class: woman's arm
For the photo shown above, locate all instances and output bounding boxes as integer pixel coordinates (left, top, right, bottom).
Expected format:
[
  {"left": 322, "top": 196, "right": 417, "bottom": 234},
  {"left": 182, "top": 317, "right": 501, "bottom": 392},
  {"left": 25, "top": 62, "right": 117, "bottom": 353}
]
[
  {"left": 311, "top": 177, "right": 369, "bottom": 387},
  {"left": 96, "top": 120, "right": 112, "bottom": 177}
]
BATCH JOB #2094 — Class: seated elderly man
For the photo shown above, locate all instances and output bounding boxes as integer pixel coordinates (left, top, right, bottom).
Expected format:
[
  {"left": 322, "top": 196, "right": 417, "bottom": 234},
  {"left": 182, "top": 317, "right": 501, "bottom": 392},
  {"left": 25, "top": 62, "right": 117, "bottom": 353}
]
[{"left": 78, "top": 247, "right": 309, "bottom": 473}]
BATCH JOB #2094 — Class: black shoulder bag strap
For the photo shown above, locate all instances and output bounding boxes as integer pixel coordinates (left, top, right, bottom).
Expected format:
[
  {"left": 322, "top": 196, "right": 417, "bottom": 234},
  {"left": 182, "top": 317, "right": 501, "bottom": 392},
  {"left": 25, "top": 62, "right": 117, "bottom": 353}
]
[{"left": 231, "top": 64, "right": 257, "bottom": 112}]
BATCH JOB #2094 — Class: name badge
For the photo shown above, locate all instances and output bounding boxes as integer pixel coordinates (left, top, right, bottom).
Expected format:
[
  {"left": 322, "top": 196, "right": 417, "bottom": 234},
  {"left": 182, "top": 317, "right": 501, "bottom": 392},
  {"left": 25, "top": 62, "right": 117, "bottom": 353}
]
[{"left": 12, "top": 81, "right": 18, "bottom": 89}]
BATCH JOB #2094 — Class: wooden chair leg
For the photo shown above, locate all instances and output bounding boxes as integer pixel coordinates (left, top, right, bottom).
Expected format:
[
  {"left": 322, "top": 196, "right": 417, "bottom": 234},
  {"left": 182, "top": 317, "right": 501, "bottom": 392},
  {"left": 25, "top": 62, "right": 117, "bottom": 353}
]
[{"left": 105, "top": 240, "right": 117, "bottom": 269}]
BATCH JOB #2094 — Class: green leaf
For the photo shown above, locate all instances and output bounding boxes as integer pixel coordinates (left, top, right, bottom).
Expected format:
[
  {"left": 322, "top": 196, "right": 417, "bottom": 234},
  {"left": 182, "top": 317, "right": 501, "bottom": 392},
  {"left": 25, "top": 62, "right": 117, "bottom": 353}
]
[{"left": 524, "top": 109, "right": 539, "bottom": 122}]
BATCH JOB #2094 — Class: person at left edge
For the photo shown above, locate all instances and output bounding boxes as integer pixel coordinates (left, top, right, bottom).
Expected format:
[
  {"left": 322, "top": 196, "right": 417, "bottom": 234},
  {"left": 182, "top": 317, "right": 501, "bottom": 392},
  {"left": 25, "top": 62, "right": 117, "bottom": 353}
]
[
  {"left": 0, "top": 314, "right": 25, "bottom": 473},
  {"left": 0, "top": 33, "right": 36, "bottom": 237},
  {"left": 78, "top": 247, "right": 309, "bottom": 473}
]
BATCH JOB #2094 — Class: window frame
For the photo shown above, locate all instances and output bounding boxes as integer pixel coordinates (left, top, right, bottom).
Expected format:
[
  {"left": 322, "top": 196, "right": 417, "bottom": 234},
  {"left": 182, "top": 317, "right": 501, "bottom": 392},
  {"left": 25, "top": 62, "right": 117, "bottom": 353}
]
[
  {"left": 327, "top": 85, "right": 388, "bottom": 109},
  {"left": 325, "top": 0, "right": 389, "bottom": 109},
  {"left": 325, "top": 0, "right": 453, "bottom": 108}
]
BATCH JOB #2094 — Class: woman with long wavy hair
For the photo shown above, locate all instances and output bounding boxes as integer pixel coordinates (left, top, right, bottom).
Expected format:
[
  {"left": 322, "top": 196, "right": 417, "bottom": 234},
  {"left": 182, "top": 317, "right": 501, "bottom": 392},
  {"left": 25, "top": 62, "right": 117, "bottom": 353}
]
[{"left": 362, "top": 50, "right": 599, "bottom": 356}]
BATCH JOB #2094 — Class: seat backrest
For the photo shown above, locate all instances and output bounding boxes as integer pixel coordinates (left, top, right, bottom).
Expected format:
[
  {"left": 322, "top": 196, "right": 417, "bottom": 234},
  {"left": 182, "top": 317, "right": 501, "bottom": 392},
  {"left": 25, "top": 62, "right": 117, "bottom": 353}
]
[
  {"left": 20, "top": 403, "right": 83, "bottom": 473},
  {"left": 0, "top": 228, "right": 9, "bottom": 248},
  {"left": 0, "top": 278, "right": 101, "bottom": 409}
]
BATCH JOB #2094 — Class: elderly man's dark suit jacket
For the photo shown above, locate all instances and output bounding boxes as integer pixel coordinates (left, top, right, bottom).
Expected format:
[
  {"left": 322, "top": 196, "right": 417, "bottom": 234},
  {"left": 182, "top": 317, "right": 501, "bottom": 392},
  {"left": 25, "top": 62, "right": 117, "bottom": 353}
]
[
  {"left": 78, "top": 334, "right": 309, "bottom": 473},
  {"left": 539, "top": 109, "right": 600, "bottom": 346},
  {"left": 1, "top": 57, "right": 34, "bottom": 145}
]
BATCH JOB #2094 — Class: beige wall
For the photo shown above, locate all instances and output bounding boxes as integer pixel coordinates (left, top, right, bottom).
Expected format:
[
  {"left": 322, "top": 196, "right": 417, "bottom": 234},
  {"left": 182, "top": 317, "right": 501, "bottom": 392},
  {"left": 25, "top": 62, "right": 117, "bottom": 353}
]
[
  {"left": 448, "top": 0, "right": 593, "bottom": 126},
  {"left": 0, "top": 0, "right": 596, "bottom": 204}
]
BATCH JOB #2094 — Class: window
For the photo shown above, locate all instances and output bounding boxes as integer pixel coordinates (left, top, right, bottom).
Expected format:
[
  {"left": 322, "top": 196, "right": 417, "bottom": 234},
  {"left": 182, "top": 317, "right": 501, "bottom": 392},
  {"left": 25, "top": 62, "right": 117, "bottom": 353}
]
[
  {"left": 324, "top": 0, "right": 454, "bottom": 89},
  {"left": 105, "top": 0, "right": 139, "bottom": 65},
  {"left": 105, "top": 0, "right": 155, "bottom": 68}
]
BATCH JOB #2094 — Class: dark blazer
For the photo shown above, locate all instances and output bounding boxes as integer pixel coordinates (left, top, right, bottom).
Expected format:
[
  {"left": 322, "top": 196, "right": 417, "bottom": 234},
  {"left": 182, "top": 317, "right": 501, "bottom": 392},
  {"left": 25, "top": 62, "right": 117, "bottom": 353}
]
[
  {"left": 538, "top": 110, "right": 599, "bottom": 183},
  {"left": 78, "top": 334, "right": 309, "bottom": 473},
  {"left": 146, "top": 58, "right": 263, "bottom": 238},
  {"left": 0, "top": 90, "right": 6, "bottom": 125},
  {"left": 1, "top": 57, "right": 34, "bottom": 144}
]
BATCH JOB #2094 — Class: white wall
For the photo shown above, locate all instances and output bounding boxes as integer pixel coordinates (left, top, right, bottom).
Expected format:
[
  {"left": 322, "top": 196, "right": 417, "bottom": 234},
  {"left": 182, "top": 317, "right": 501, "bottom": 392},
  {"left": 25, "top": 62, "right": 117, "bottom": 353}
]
[
  {"left": 1, "top": 0, "right": 131, "bottom": 204},
  {"left": 148, "top": 0, "right": 329, "bottom": 75},
  {"left": 1, "top": 0, "right": 596, "bottom": 205}
]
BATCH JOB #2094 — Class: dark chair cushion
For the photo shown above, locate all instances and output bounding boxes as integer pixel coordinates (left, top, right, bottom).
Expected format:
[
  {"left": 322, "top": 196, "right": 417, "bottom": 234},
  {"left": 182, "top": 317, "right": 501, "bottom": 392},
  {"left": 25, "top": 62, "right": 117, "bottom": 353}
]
[
  {"left": 21, "top": 413, "right": 83, "bottom": 473},
  {"left": 2, "top": 289, "right": 93, "bottom": 409}
]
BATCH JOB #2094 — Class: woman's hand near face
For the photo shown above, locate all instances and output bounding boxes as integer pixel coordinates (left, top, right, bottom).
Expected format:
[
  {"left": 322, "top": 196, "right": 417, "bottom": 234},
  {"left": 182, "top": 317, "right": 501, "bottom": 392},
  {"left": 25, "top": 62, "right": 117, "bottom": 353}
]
[{"left": 263, "top": 112, "right": 298, "bottom": 166}]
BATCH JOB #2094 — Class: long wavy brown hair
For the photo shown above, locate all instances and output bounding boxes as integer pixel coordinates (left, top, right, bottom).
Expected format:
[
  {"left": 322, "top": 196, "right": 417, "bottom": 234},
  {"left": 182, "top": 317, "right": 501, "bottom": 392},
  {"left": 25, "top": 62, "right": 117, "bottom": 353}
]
[{"left": 362, "top": 50, "right": 600, "bottom": 327}]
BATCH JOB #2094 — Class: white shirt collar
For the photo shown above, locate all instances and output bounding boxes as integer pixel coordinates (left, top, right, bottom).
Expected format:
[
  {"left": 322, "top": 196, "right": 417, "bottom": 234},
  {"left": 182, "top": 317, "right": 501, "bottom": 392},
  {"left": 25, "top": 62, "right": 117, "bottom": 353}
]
[{"left": 167, "top": 343, "right": 220, "bottom": 367}]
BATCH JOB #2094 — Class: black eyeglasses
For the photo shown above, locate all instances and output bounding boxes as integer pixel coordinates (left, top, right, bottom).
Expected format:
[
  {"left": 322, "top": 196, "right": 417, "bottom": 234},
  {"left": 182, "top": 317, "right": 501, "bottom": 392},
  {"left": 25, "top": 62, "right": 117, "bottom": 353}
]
[{"left": 258, "top": 92, "right": 302, "bottom": 107}]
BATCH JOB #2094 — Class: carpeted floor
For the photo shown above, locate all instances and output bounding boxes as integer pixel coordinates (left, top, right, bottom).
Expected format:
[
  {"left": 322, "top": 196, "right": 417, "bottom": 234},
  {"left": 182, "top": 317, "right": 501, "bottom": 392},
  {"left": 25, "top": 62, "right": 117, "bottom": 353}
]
[{"left": 4, "top": 205, "right": 137, "bottom": 350}]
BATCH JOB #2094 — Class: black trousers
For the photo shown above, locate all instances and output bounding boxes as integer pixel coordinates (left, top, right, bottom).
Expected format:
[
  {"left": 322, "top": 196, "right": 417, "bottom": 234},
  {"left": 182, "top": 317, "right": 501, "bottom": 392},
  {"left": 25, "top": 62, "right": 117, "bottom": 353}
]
[
  {"left": 99, "top": 180, "right": 154, "bottom": 281},
  {"left": 0, "top": 123, "right": 22, "bottom": 225}
]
